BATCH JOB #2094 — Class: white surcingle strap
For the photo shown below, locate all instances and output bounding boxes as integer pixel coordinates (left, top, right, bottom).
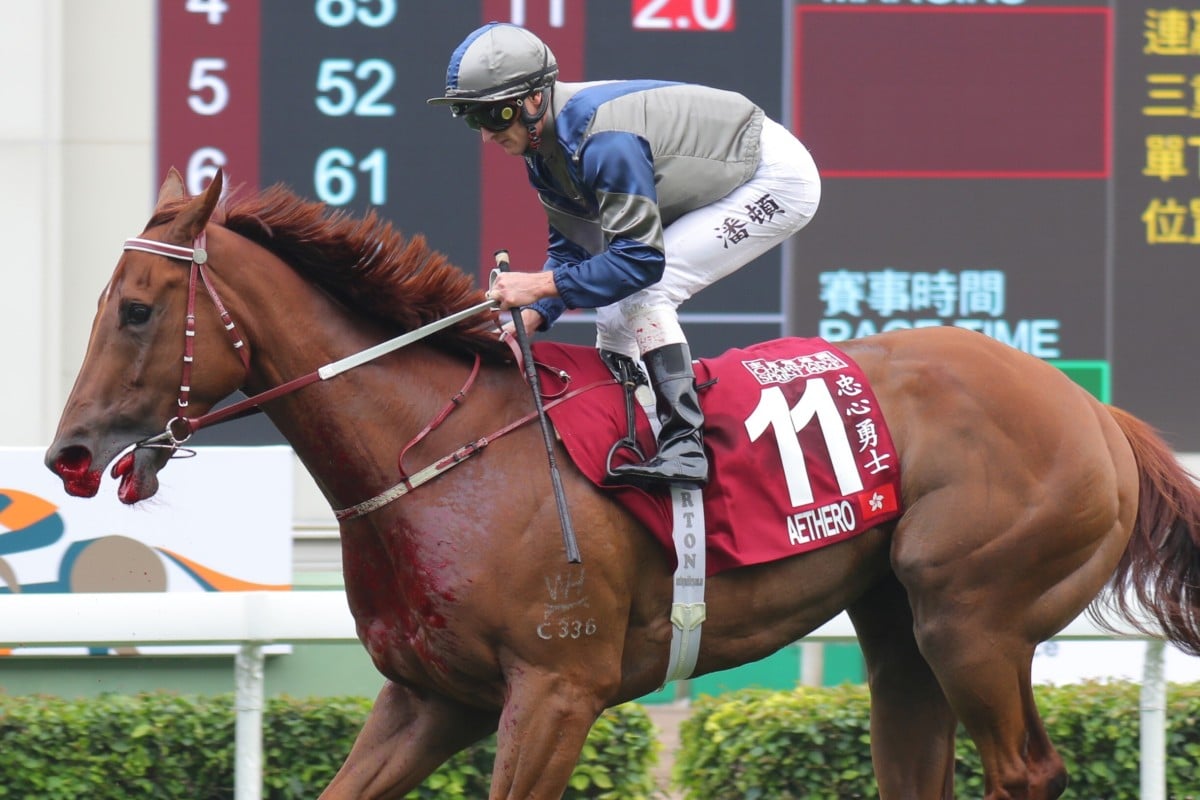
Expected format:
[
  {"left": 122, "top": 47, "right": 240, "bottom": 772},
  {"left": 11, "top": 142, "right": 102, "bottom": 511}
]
[
  {"left": 634, "top": 382, "right": 707, "bottom": 685},
  {"left": 662, "top": 484, "right": 706, "bottom": 686}
]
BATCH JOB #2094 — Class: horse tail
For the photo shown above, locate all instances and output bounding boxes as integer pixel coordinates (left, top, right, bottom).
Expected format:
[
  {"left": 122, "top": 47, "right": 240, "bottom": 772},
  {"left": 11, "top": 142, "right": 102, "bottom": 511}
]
[{"left": 1097, "top": 405, "right": 1200, "bottom": 656}]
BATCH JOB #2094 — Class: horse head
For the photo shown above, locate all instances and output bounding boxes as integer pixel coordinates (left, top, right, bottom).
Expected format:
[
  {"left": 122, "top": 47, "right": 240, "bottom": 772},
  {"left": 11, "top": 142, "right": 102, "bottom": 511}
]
[{"left": 45, "top": 169, "right": 249, "bottom": 503}]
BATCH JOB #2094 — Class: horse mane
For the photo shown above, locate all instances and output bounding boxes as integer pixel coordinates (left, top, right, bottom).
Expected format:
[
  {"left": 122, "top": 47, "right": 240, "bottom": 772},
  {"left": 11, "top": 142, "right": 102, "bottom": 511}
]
[{"left": 146, "top": 183, "right": 512, "bottom": 363}]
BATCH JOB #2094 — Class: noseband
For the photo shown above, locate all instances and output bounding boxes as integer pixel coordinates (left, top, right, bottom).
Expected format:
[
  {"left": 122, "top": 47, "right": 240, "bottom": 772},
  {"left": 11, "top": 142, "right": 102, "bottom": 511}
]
[{"left": 122, "top": 233, "right": 251, "bottom": 453}]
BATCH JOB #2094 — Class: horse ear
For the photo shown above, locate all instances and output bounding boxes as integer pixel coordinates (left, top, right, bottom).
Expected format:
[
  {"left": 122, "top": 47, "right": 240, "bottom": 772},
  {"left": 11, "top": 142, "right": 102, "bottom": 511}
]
[
  {"left": 166, "top": 170, "right": 224, "bottom": 242},
  {"left": 155, "top": 168, "right": 188, "bottom": 211}
]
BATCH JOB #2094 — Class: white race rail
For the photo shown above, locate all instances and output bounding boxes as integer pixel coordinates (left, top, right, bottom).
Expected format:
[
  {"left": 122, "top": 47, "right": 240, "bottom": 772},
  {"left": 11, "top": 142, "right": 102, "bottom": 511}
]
[
  {"left": 1, "top": 592, "right": 357, "bottom": 800},
  {"left": 0, "top": 592, "right": 1168, "bottom": 800}
]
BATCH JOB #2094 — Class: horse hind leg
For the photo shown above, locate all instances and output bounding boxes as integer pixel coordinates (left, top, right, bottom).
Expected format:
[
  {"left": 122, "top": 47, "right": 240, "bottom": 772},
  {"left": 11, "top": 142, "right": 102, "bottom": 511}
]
[
  {"left": 848, "top": 575, "right": 957, "bottom": 800},
  {"left": 923, "top": 627, "right": 1065, "bottom": 800},
  {"left": 857, "top": 579, "right": 1066, "bottom": 800},
  {"left": 894, "top": 534, "right": 1075, "bottom": 800},
  {"left": 890, "top": 447, "right": 1132, "bottom": 799},
  {"left": 1020, "top": 680, "right": 1068, "bottom": 798},
  {"left": 902, "top": 499, "right": 1134, "bottom": 800}
]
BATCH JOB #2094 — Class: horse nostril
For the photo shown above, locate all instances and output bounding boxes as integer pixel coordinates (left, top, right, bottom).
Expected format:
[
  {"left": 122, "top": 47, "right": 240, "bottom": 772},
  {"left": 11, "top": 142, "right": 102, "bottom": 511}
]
[{"left": 54, "top": 445, "right": 93, "bottom": 477}]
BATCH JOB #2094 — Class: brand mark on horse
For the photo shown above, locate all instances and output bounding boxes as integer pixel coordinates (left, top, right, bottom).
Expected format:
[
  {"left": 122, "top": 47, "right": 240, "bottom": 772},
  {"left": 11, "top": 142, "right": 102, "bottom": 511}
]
[{"left": 537, "top": 570, "right": 597, "bottom": 641}]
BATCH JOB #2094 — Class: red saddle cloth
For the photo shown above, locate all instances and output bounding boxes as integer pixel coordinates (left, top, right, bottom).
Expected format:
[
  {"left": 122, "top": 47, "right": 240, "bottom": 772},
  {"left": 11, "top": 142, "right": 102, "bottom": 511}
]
[{"left": 532, "top": 338, "right": 903, "bottom": 576}]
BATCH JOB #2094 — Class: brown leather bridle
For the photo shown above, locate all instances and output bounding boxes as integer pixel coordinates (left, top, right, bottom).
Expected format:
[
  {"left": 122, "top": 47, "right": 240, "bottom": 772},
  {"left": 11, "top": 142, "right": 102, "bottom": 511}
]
[{"left": 122, "top": 233, "right": 251, "bottom": 451}]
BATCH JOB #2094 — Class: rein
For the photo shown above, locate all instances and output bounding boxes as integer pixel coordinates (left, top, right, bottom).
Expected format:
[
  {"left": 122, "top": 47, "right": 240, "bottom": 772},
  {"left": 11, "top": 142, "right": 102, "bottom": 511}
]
[{"left": 121, "top": 232, "right": 613, "bottom": 521}]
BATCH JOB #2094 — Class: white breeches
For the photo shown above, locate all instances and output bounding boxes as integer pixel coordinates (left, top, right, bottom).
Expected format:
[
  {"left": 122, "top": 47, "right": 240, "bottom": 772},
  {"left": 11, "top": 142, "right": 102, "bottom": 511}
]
[{"left": 595, "top": 117, "right": 821, "bottom": 358}]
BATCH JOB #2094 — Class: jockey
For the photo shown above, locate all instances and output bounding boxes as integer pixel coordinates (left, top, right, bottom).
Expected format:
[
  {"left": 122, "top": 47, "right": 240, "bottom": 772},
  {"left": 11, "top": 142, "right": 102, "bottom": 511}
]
[{"left": 430, "top": 22, "right": 821, "bottom": 490}]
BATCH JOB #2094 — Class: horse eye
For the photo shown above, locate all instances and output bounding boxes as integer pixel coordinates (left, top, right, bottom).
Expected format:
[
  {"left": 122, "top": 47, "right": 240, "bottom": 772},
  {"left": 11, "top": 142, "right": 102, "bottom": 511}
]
[{"left": 122, "top": 302, "right": 153, "bottom": 326}]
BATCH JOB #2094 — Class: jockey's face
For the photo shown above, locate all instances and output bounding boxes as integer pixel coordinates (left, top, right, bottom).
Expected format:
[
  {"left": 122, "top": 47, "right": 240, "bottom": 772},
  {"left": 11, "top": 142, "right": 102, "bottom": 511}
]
[{"left": 480, "top": 93, "right": 543, "bottom": 156}]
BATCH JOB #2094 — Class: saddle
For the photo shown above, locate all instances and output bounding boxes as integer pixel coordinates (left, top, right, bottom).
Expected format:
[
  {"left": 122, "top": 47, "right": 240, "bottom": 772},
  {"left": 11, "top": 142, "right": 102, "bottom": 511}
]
[{"left": 533, "top": 338, "right": 904, "bottom": 576}]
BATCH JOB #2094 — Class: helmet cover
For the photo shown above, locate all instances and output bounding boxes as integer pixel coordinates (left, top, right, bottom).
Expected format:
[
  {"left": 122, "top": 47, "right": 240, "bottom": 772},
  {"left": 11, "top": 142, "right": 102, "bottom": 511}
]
[{"left": 428, "top": 22, "right": 558, "bottom": 106}]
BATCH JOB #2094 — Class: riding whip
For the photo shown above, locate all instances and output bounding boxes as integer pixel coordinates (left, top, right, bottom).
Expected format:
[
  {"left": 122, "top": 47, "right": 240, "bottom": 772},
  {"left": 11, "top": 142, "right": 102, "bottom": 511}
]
[{"left": 493, "top": 250, "right": 582, "bottom": 564}]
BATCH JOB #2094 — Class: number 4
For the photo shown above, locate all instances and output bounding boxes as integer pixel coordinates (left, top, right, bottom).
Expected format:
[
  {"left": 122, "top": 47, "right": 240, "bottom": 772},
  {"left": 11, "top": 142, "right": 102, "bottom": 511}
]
[
  {"left": 744, "top": 380, "right": 864, "bottom": 508},
  {"left": 186, "top": 0, "right": 229, "bottom": 25}
]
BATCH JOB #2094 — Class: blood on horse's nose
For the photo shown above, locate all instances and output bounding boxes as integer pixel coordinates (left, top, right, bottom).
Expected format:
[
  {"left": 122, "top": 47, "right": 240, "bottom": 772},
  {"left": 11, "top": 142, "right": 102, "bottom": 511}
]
[
  {"left": 52, "top": 446, "right": 101, "bottom": 497},
  {"left": 53, "top": 445, "right": 91, "bottom": 478}
]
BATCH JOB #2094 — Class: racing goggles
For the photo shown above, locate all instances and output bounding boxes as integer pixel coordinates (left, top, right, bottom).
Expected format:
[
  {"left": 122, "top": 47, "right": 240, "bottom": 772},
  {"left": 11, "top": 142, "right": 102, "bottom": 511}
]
[{"left": 452, "top": 100, "right": 522, "bottom": 132}]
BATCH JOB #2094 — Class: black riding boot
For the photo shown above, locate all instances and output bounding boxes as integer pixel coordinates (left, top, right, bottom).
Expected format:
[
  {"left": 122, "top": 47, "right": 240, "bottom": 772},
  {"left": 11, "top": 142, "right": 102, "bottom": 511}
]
[{"left": 607, "top": 343, "right": 708, "bottom": 489}]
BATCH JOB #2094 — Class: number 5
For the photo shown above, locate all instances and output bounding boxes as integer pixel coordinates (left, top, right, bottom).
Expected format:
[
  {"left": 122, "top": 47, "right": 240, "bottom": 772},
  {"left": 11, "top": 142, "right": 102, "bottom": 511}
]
[{"left": 188, "top": 58, "right": 229, "bottom": 116}]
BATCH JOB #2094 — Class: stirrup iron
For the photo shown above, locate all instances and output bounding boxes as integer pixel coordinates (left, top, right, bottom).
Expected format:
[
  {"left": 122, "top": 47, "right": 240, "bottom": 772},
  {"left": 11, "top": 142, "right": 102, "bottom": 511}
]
[{"left": 601, "top": 351, "right": 648, "bottom": 481}]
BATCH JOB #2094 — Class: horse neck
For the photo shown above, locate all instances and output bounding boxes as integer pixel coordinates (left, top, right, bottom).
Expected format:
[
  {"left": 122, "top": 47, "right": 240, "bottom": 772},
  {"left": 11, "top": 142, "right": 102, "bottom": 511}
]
[{"left": 208, "top": 227, "right": 501, "bottom": 514}]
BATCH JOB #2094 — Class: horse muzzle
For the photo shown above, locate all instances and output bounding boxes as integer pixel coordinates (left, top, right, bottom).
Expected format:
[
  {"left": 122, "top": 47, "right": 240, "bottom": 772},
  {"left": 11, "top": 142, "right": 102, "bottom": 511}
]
[{"left": 45, "top": 438, "right": 171, "bottom": 504}]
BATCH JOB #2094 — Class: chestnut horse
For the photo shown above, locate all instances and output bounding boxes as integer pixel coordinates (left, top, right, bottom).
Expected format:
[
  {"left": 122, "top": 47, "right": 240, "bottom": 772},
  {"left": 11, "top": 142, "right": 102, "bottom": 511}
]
[{"left": 46, "top": 170, "right": 1200, "bottom": 799}]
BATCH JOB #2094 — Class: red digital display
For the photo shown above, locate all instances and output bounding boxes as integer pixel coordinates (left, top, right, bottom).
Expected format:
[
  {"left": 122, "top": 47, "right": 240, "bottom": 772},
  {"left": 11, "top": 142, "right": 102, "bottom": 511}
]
[
  {"left": 793, "top": 7, "right": 1111, "bottom": 179},
  {"left": 631, "top": 0, "right": 737, "bottom": 32},
  {"left": 156, "top": 1, "right": 260, "bottom": 194}
]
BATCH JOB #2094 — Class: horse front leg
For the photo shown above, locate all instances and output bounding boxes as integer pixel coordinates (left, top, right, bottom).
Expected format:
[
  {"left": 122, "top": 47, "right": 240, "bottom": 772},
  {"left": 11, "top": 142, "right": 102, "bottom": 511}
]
[
  {"left": 319, "top": 680, "right": 497, "bottom": 800},
  {"left": 489, "top": 673, "right": 607, "bottom": 800}
]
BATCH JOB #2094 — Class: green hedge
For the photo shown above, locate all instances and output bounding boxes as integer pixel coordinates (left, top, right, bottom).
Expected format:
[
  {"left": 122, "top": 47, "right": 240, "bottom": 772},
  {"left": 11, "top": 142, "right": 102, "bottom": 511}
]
[
  {"left": 0, "top": 693, "right": 658, "bottom": 799},
  {"left": 674, "top": 681, "right": 1200, "bottom": 799}
]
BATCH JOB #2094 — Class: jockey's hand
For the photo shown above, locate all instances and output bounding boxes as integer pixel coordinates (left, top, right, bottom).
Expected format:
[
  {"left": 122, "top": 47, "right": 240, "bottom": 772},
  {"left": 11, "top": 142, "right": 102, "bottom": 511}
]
[
  {"left": 485, "top": 270, "right": 556, "bottom": 310},
  {"left": 501, "top": 308, "right": 545, "bottom": 340}
]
